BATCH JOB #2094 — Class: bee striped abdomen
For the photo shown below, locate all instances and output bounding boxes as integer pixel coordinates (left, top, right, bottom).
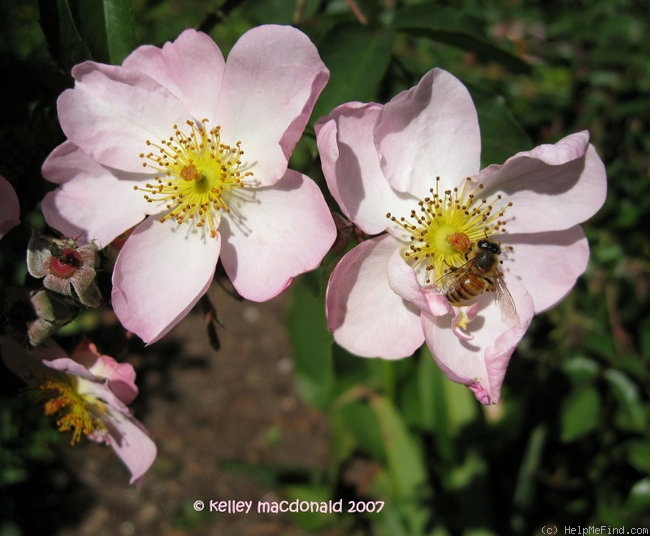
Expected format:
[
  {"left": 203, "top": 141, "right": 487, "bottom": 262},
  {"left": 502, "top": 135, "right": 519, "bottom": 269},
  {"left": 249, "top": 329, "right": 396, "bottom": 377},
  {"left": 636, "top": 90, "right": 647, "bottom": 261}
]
[
  {"left": 433, "top": 239, "right": 517, "bottom": 321},
  {"left": 446, "top": 273, "right": 495, "bottom": 305}
]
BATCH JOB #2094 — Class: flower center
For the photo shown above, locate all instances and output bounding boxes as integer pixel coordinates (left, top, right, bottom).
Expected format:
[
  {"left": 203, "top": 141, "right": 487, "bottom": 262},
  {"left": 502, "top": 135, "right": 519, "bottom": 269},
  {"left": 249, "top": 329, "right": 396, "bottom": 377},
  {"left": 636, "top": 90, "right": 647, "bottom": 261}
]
[
  {"left": 49, "top": 248, "right": 83, "bottom": 278},
  {"left": 136, "top": 119, "right": 255, "bottom": 238},
  {"left": 387, "top": 177, "right": 512, "bottom": 284},
  {"left": 38, "top": 375, "right": 107, "bottom": 445}
]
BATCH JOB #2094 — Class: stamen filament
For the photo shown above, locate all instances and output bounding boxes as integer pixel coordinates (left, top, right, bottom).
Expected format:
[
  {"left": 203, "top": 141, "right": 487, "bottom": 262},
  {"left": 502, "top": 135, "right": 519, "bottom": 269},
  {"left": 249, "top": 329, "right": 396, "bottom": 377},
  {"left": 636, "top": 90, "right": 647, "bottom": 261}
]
[
  {"left": 39, "top": 376, "right": 107, "bottom": 445},
  {"left": 135, "top": 119, "right": 255, "bottom": 238}
]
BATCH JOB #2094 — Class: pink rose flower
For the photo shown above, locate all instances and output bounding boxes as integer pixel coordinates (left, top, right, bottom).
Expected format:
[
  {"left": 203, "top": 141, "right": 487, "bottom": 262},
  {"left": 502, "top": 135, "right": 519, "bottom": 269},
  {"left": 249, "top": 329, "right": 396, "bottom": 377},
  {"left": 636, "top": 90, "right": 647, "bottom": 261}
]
[
  {"left": 315, "top": 68, "right": 607, "bottom": 404},
  {"left": 41, "top": 26, "right": 336, "bottom": 343},
  {"left": 1, "top": 338, "right": 156, "bottom": 484},
  {"left": 0, "top": 175, "right": 19, "bottom": 238}
]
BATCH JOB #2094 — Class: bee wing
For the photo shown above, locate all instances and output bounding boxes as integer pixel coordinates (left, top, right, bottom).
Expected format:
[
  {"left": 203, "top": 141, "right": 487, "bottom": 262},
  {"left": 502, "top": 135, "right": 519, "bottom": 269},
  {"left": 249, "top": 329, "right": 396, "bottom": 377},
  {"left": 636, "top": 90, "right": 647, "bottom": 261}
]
[
  {"left": 493, "top": 275, "right": 519, "bottom": 323},
  {"left": 432, "top": 264, "right": 469, "bottom": 295}
]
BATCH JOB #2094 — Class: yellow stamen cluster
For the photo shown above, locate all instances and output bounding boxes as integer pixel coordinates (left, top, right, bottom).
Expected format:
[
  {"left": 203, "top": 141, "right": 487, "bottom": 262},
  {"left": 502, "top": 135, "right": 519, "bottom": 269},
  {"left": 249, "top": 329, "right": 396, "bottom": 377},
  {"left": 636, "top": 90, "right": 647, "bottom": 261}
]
[
  {"left": 135, "top": 119, "right": 254, "bottom": 238},
  {"left": 387, "top": 177, "right": 512, "bottom": 284},
  {"left": 39, "top": 376, "right": 107, "bottom": 445}
]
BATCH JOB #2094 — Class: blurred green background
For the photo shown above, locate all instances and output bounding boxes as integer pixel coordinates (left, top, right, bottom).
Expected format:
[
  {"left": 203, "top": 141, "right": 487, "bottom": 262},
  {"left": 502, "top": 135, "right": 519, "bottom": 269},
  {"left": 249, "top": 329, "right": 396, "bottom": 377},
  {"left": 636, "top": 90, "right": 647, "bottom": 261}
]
[{"left": 1, "top": 0, "right": 649, "bottom": 534}]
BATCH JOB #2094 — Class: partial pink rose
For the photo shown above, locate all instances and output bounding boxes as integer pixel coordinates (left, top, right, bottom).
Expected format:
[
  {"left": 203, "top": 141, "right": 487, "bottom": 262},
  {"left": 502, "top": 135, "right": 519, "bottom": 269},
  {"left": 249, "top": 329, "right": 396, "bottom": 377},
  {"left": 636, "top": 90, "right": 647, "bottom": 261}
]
[
  {"left": 0, "top": 175, "right": 20, "bottom": 238},
  {"left": 316, "top": 68, "right": 607, "bottom": 404},
  {"left": 0, "top": 337, "right": 156, "bottom": 484},
  {"left": 41, "top": 26, "right": 336, "bottom": 344}
]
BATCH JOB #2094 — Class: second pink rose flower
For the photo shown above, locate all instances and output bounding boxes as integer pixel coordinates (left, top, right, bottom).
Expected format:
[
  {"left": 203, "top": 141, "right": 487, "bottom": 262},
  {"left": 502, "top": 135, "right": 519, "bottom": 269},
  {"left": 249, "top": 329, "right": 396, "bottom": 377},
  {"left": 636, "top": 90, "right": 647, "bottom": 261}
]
[{"left": 316, "top": 68, "right": 607, "bottom": 404}]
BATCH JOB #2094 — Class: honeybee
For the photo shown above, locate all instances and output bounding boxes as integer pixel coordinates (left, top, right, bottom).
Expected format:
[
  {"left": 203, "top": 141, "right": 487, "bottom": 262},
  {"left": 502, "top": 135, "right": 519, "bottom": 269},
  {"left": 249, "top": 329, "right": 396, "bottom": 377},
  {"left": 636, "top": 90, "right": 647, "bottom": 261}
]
[{"left": 433, "top": 239, "right": 518, "bottom": 322}]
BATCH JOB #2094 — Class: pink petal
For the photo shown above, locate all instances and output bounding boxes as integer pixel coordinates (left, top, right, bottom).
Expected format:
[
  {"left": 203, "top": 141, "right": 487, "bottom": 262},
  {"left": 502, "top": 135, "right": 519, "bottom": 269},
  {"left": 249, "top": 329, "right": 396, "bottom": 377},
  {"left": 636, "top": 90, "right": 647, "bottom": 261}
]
[
  {"left": 478, "top": 133, "right": 607, "bottom": 233},
  {"left": 71, "top": 341, "right": 139, "bottom": 405},
  {"left": 501, "top": 226, "right": 590, "bottom": 314},
  {"left": 41, "top": 142, "right": 149, "bottom": 247},
  {"left": 104, "top": 409, "right": 157, "bottom": 484},
  {"left": 123, "top": 29, "right": 224, "bottom": 121},
  {"left": 326, "top": 234, "right": 424, "bottom": 359},
  {"left": 45, "top": 356, "right": 100, "bottom": 381},
  {"left": 219, "top": 169, "right": 336, "bottom": 301},
  {"left": 66, "top": 378, "right": 155, "bottom": 484},
  {"left": 315, "top": 102, "right": 416, "bottom": 234},
  {"left": 0, "top": 175, "right": 19, "bottom": 238},
  {"left": 105, "top": 361, "right": 138, "bottom": 405},
  {"left": 424, "top": 291, "right": 455, "bottom": 317},
  {"left": 422, "top": 277, "right": 534, "bottom": 404},
  {"left": 216, "top": 25, "right": 329, "bottom": 186},
  {"left": 375, "top": 68, "right": 481, "bottom": 198},
  {"left": 111, "top": 217, "right": 221, "bottom": 344},
  {"left": 385, "top": 247, "right": 434, "bottom": 314},
  {"left": 58, "top": 61, "right": 190, "bottom": 172}
]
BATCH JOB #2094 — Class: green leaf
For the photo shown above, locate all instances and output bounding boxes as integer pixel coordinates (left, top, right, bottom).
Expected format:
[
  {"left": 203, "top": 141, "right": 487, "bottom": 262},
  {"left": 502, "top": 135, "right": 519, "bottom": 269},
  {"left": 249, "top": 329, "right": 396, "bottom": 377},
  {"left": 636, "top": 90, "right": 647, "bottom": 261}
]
[
  {"left": 512, "top": 425, "right": 547, "bottom": 514},
  {"left": 244, "top": 0, "right": 319, "bottom": 25},
  {"left": 416, "top": 347, "right": 478, "bottom": 467},
  {"left": 624, "top": 439, "right": 650, "bottom": 473},
  {"left": 603, "top": 369, "right": 646, "bottom": 432},
  {"left": 626, "top": 477, "right": 650, "bottom": 514},
  {"left": 447, "top": 449, "right": 487, "bottom": 491},
  {"left": 369, "top": 395, "right": 429, "bottom": 534},
  {"left": 39, "top": 0, "right": 93, "bottom": 72},
  {"left": 331, "top": 344, "right": 378, "bottom": 394},
  {"left": 368, "top": 468, "right": 411, "bottom": 536},
  {"left": 561, "top": 355, "right": 602, "bottom": 384},
  {"left": 393, "top": 4, "right": 530, "bottom": 75},
  {"left": 560, "top": 386, "right": 601, "bottom": 442},
  {"left": 76, "top": 0, "right": 135, "bottom": 64},
  {"left": 334, "top": 399, "right": 385, "bottom": 462},
  {"left": 414, "top": 349, "right": 437, "bottom": 432},
  {"left": 469, "top": 84, "right": 532, "bottom": 167},
  {"left": 312, "top": 22, "right": 395, "bottom": 120},
  {"left": 38, "top": 0, "right": 135, "bottom": 71},
  {"left": 370, "top": 395, "right": 427, "bottom": 496},
  {"left": 286, "top": 274, "right": 333, "bottom": 410}
]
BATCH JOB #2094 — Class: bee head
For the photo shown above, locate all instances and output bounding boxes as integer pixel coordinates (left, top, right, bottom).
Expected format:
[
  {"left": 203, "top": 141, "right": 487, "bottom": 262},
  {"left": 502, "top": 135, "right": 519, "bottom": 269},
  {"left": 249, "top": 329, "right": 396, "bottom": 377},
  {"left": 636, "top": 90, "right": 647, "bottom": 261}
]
[{"left": 477, "top": 239, "right": 501, "bottom": 255}]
